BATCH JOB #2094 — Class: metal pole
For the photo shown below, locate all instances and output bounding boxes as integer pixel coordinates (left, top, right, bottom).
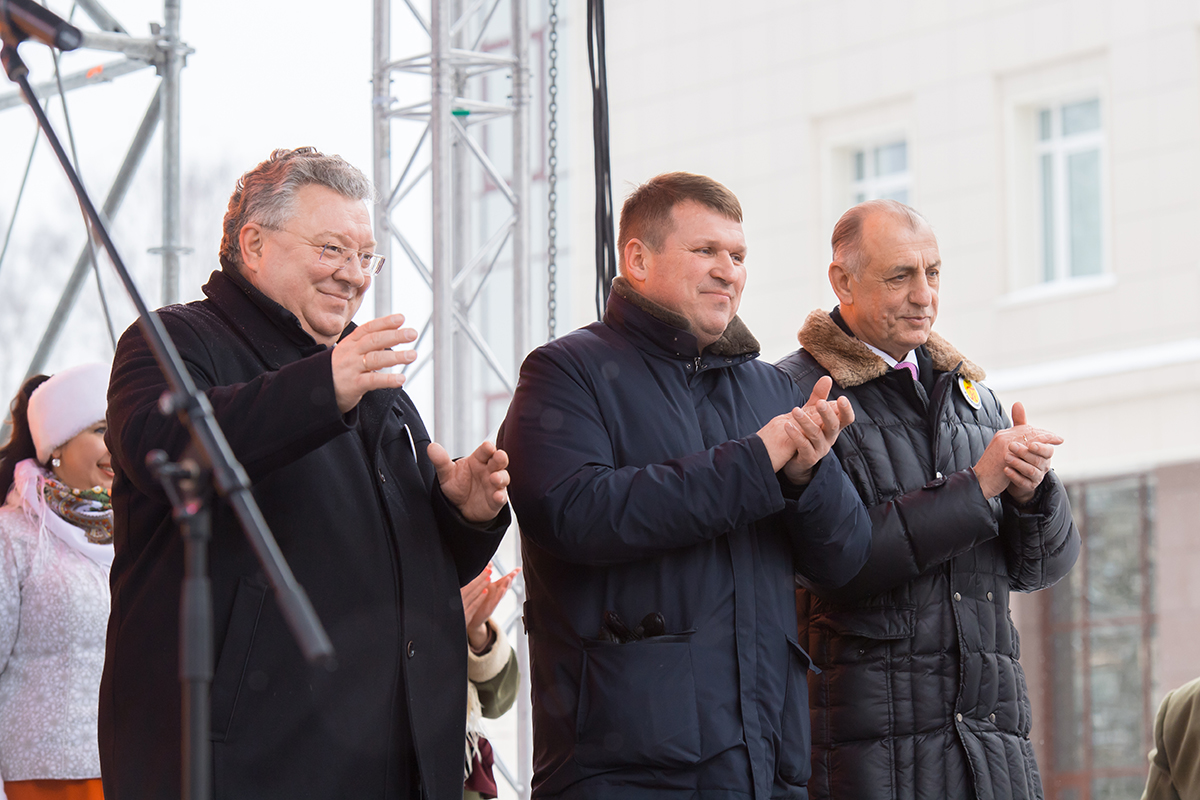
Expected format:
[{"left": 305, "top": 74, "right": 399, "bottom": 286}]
[
  {"left": 511, "top": 0, "right": 530, "bottom": 364},
  {"left": 510, "top": 1, "right": 533, "bottom": 795},
  {"left": 159, "top": 0, "right": 183, "bottom": 305},
  {"left": 0, "top": 58, "right": 149, "bottom": 112},
  {"left": 431, "top": 0, "right": 453, "bottom": 443},
  {"left": 177, "top": 472, "right": 213, "bottom": 800},
  {"left": 24, "top": 86, "right": 163, "bottom": 380},
  {"left": 75, "top": 0, "right": 127, "bottom": 33},
  {"left": 451, "top": 0, "right": 470, "bottom": 457},
  {"left": 372, "top": 0, "right": 392, "bottom": 319}
]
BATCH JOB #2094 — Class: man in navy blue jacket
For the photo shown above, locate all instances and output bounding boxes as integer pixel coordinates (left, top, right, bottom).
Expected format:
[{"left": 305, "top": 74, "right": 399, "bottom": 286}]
[{"left": 498, "top": 172, "right": 873, "bottom": 799}]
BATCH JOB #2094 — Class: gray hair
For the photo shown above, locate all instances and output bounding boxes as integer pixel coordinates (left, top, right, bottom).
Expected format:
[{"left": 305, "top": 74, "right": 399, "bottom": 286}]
[
  {"left": 219, "top": 147, "right": 375, "bottom": 272},
  {"left": 831, "top": 199, "right": 928, "bottom": 277}
]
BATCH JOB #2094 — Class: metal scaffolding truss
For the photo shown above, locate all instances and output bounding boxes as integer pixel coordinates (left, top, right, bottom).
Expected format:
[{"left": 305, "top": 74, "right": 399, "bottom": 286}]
[
  {"left": 373, "top": 0, "right": 530, "bottom": 451},
  {"left": 373, "top": 0, "right": 534, "bottom": 796},
  {"left": 0, "top": 0, "right": 190, "bottom": 382}
]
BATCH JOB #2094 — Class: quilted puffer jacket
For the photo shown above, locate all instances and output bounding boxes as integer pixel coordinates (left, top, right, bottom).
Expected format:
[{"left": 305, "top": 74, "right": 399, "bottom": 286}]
[{"left": 776, "top": 309, "right": 1079, "bottom": 800}]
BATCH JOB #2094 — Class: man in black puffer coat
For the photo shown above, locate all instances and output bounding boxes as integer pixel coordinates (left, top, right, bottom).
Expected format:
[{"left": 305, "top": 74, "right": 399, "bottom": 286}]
[{"left": 776, "top": 200, "right": 1079, "bottom": 800}]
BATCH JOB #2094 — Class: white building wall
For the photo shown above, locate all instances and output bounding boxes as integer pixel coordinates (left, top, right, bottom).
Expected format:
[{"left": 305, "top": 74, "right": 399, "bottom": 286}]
[{"left": 564, "top": 0, "right": 1200, "bottom": 481}]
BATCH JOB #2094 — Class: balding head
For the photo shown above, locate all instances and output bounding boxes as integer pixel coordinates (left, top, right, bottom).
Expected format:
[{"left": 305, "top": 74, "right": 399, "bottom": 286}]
[
  {"left": 827, "top": 200, "right": 941, "bottom": 361},
  {"left": 831, "top": 199, "right": 929, "bottom": 278}
]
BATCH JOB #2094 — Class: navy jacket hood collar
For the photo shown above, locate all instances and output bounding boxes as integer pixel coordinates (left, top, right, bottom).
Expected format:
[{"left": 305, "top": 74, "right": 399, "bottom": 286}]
[{"left": 605, "top": 276, "right": 760, "bottom": 361}]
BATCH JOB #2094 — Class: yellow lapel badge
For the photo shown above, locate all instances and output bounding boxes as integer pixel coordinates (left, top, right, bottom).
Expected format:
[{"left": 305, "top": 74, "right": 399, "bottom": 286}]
[{"left": 958, "top": 376, "right": 982, "bottom": 410}]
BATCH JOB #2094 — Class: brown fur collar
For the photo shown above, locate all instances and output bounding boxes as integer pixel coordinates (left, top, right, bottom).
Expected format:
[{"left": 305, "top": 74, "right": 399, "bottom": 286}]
[
  {"left": 611, "top": 276, "right": 760, "bottom": 357},
  {"left": 797, "top": 309, "right": 985, "bottom": 388}
]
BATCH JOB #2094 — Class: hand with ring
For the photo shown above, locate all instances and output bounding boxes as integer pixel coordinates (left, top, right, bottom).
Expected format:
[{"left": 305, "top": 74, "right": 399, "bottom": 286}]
[
  {"left": 331, "top": 313, "right": 419, "bottom": 412},
  {"left": 973, "top": 402, "right": 1064, "bottom": 501}
]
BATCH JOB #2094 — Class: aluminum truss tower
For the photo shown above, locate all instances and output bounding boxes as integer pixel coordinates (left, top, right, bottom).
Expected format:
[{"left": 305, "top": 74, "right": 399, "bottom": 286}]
[
  {"left": 0, "top": 0, "right": 191, "bottom": 380},
  {"left": 372, "top": 0, "right": 534, "bottom": 796},
  {"left": 373, "top": 0, "right": 532, "bottom": 449}
]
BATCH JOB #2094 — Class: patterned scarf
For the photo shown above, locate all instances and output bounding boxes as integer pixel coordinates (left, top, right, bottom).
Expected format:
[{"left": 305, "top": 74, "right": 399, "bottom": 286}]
[{"left": 41, "top": 474, "right": 113, "bottom": 544}]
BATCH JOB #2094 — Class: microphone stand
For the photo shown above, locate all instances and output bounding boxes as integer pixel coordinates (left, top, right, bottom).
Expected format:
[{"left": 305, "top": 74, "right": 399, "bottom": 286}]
[
  {"left": 1, "top": 22, "right": 335, "bottom": 800},
  {"left": 148, "top": 452, "right": 213, "bottom": 800}
]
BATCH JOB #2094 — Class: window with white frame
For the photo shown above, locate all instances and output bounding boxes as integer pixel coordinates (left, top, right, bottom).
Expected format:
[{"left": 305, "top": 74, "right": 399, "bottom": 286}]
[
  {"left": 849, "top": 140, "right": 909, "bottom": 205},
  {"left": 1036, "top": 98, "right": 1104, "bottom": 282}
]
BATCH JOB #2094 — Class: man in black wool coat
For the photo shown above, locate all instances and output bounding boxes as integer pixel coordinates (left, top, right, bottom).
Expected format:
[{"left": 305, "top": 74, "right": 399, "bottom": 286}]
[{"left": 101, "top": 147, "right": 511, "bottom": 800}]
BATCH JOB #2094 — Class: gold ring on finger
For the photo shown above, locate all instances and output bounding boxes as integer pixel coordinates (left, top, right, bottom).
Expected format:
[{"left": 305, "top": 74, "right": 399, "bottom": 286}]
[{"left": 363, "top": 354, "right": 371, "bottom": 372}]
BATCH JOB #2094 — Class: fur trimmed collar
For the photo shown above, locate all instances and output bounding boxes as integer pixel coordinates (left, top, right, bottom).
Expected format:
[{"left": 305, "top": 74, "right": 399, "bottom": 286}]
[
  {"left": 611, "top": 276, "right": 759, "bottom": 357},
  {"left": 797, "top": 309, "right": 985, "bottom": 388}
]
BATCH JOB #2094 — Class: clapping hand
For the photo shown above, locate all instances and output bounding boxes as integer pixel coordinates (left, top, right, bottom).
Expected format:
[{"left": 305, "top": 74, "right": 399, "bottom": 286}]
[
  {"left": 428, "top": 440, "right": 510, "bottom": 522},
  {"left": 461, "top": 565, "right": 520, "bottom": 653},
  {"left": 974, "top": 402, "right": 1063, "bottom": 502},
  {"left": 330, "top": 314, "right": 418, "bottom": 413},
  {"left": 757, "top": 376, "right": 855, "bottom": 486}
]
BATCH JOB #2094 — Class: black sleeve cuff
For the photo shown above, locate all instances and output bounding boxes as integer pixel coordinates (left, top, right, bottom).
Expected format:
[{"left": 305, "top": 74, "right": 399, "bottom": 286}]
[
  {"left": 778, "top": 471, "right": 807, "bottom": 501},
  {"left": 1003, "top": 473, "right": 1052, "bottom": 514},
  {"left": 777, "top": 453, "right": 836, "bottom": 501}
]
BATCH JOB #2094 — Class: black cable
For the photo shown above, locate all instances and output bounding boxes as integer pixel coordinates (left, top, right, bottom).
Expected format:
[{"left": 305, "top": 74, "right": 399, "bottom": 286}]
[
  {"left": 0, "top": 0, "right": 75, "bottom": 281},
  {"left": 546, "top": 0, "right": 559, "bottom": 340},
  {"left": 586, "top": 0, "right": 615, "bottom": 320},
  {"left": 49, "top": 0, "right": 117, "bottom": 350},
  {"left": 0, "top": 125, "right": 38, "bottom": 280}
]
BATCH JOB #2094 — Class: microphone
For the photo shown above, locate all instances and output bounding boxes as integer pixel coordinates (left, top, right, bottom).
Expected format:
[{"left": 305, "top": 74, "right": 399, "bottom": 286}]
[{"left": 0, "top": 0, "right": 82, "bottom": 51}]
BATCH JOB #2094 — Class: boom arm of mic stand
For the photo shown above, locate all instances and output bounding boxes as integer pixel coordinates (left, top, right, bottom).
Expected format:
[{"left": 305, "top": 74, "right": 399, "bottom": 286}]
[
  {"left": 0, "top": 0, "right": 84, "bottom": 51},
  {"left": 0, "top": 41, "right": 336, "bottom": 669}
]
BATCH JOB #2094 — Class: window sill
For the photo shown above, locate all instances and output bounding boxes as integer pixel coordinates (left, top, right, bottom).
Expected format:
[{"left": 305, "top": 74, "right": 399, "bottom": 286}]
[{"left": 996, "top": 273, "right": 1116, "bottom": 308}]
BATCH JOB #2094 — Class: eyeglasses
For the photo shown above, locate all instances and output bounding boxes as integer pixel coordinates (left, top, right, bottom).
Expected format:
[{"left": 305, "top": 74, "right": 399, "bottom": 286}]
[
  {"left": 268, "top": 226, "right": 386, "bottom": 275},
  {"left": 316, "top": 243, "right": 386, "bottom": 275}
]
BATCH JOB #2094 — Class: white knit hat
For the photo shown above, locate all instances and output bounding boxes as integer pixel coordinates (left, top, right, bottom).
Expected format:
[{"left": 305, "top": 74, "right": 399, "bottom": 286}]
[{"left": 27, "top": 362, "right": 111, "bottom": 464}]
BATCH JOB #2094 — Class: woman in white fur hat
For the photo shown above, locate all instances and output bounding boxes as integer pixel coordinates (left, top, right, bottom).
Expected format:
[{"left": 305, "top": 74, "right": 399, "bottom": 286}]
[{"left": 0, "top": 363, "right": 114, "bottom": 800}]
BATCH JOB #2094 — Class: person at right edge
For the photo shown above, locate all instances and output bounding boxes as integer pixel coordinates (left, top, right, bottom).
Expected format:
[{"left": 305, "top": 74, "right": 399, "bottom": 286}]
[
  {"left": 1141, "top": 676, "right": 1200, "bottom": 800},
  {"left": 776, "top": 199, "right": 1080, "bottom": 800}
]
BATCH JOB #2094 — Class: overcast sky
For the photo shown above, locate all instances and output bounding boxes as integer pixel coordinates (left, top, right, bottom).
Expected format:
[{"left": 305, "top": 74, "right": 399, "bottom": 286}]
[{"left": 11, "top": 0, "right": 380, "bottom": 174}]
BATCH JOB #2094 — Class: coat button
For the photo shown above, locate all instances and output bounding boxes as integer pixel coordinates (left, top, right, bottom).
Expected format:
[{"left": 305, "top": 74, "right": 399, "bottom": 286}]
[
  {"left": 956, "top": 713, "right": 963, "bottom": 723},
  {"left": 936, "top": 471, "right": 943, "bottom": 479},
  {"left": 954, "top": 592, "right": 962, "bottom": 601},
  {"left": 407, "top": 640, "right": 416, "bottom": 658},
  {"left": 379, "top": 469, "right": 386, "bottom": 483},
  {"left": 989, "top": 713, "right": 996, "bottom": 722},
  {"left": 987, "top": 591, "right": 994, "bottom": 601}
]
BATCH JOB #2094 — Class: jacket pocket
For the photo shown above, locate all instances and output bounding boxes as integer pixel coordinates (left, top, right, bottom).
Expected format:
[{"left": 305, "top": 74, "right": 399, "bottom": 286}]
[
  {"left": 812, "top": 603, "right": 916, "bottom": 640},
  {"left": 575, "top": 631, "right": 701, "bottom": 770},
  {"left": 778, "top": 636, "right": 817, "bottom": 784},
  {"left": 210, "top": 577, "right": 267, "bottom": 742}
]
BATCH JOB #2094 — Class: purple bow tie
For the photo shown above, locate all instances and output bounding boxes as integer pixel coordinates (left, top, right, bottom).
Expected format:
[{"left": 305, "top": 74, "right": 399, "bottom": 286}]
[{"left": 895, "top": 361, "right": 918, "bottom": 380}]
